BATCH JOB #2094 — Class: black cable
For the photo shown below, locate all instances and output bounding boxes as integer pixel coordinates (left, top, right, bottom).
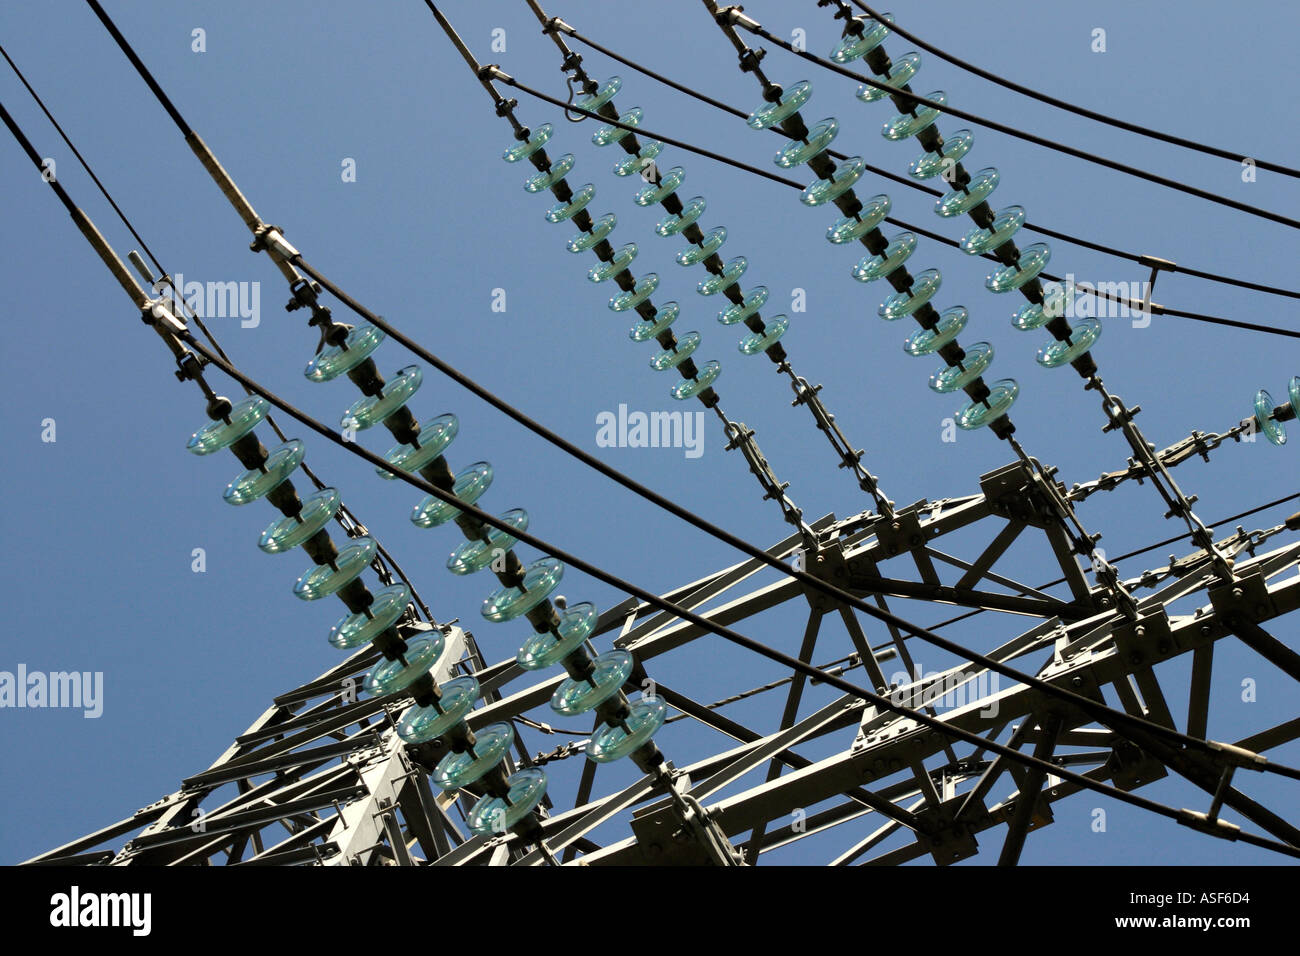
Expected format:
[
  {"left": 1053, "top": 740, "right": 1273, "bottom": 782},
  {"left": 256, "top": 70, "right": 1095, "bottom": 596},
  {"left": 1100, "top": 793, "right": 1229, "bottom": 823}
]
[
  {"left": 743, "top": 22, "right": 1300, "bottom": 229},
  {"left": 497, "top": 75, "right": 1300, "bottom": 340},
  {"left": 19, "top": 13, "right": 1300, "bottom": 853},
  {"left": 84, "top": 0, "right": 191, "bottom": 135},
  {"left": 1034, "top": 270, "right": 1300, "bottom": 339},
  {"left": 0, "top": 43, "right": 166, "bottom": 273},
  {"left": 75, "top": 0, "right": 1300, "bottom": 780},
  {"left": 925, "top": 491, "right": 1300, "bottom": 633},
  {"left": 848, "top": 0, "right": 1300, "bottom": 179},
  {"left": 0, "top": 70, "right": 438, "bottom": 624},
  {"left": 563, "top": 24, "right": 1300, "bottom": 301},
  {"left": 494, "top": 71, "right": 804, "bottom": 189},
  {"left": 290, "top": 251, "right": 1300, "bottom": 784},
  {"left": 184, "top": 331, "right": 1300, "bottom": 860}
]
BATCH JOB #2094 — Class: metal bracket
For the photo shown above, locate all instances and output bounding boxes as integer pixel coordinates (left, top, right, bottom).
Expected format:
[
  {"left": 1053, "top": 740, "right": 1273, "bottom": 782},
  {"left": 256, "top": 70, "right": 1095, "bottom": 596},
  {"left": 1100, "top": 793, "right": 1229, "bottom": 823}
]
[{"left": 915, "top": 795, "right": 985, "bottom": 865}]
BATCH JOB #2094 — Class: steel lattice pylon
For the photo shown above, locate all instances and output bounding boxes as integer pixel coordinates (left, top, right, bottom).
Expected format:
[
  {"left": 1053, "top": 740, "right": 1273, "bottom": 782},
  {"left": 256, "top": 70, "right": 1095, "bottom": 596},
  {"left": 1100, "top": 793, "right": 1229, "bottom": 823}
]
[
  {"left": 24, "top": 455, "right": 1300, "bottom": 865},
  {"left": 11, "top": 1, "right": 1300, "bottom": 868}
]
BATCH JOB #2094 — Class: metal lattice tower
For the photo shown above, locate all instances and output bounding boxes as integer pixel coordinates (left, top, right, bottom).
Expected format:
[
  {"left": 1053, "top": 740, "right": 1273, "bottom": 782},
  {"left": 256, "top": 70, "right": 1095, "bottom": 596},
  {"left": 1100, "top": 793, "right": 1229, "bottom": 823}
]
[{"left": 11, "top": 1, "right": 1300, "bottom": 866}]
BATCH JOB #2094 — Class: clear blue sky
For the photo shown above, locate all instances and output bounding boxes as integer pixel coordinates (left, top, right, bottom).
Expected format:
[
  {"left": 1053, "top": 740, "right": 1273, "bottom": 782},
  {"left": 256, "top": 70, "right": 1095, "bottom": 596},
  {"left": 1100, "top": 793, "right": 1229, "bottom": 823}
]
[{"left": 1, "top": 0, "right": 1296, "bottom": 865}]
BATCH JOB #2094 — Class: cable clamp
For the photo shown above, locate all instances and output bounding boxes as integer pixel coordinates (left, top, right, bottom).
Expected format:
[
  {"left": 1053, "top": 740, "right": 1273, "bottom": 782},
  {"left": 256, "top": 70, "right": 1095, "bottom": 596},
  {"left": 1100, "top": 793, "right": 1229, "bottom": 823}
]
[
  {"left": 545, "top": 16, "right": 575, "bottom": 36},
  {"left": 142, "top": 296, "right": 188, "bottom": 336},
  {"left": 250, "top": 224, "right": 300, "bottom": 261},
  {"left": 718, "top": 6, "right": 762, "bottom": 31}
]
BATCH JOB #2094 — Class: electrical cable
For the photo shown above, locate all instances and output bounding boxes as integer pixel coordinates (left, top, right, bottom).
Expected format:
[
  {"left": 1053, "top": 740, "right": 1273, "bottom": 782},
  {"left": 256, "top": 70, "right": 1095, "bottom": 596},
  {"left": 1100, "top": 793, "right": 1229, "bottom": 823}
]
[
  {"left": 72, "top": 0, "right": 1300, "bottom": 779},
  {"left": 736, "top": 16, "right": 1300, "bottom": 230},
  {"left": 559, "top": 23, "right": 1299, "bottom": 300},
  {"left": 59, "top": 0, "right": 1300, "bottom": 842},
  {"left": 0, "top": 49, "right": 437, "bottom": 622},
  {"left": 847, "top": 0, "right": 1300, "bottom": 179},
  {"left": 292, "top": 249, "right": 1300, "bottom": 784},
  {"left": 183, "top": 331, "right": 1300, "bottom": 860},
  {"left": 493, "top": 72, "right": 1300, "bottom": 340}
]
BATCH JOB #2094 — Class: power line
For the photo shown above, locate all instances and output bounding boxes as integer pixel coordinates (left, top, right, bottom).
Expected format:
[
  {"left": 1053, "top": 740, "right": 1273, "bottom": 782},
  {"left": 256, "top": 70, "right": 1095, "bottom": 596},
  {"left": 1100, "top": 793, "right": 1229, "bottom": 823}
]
[
  {"left": 559, "top": 22, "right": 1299, "bottom": 301},
  {"left": 923, "top": 490, "right": 1300, "bottom": 634},
  {"left": 0, "top": 47, "right": 437, "bottom": 623},
  {"left": 58, "top": 0, "right": 1300, "bottom": 836},
  {"left": 729, "top": 13, "right": 1300, "bottom": 230},
  {"left": 291, "top": 250, "right": 1300, "bottom": 786},
  {"left": 63, "top": 6, "right": 1300, "bottom": 747},
  {"left": 491, "top": 72, "right": 1300, "bottom": 340},
  {"left": 185, "top": 331, "right": 1300, "bottom": 861},
  {"left": 847, "top": 0, "right": 1300, "bottom": 179}
]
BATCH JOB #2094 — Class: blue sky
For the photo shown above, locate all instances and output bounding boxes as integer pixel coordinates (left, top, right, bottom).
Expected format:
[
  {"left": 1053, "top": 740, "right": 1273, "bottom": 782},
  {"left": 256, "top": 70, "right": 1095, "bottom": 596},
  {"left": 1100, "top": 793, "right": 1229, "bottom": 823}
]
[{"left": 1, "top": 0, "right": 1296, "bottom": 865}]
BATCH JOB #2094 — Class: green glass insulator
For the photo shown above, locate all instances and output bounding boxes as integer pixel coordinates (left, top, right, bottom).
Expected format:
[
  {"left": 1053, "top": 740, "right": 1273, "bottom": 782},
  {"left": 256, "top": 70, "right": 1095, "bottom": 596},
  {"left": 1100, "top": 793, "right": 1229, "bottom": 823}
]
[
  {"left": 882, "top": 91, "right": 946, "bottom": 141},
  {"left": 852, "top": 233, "right": 917, "bottom": 282},
  {"left": 481, "top": 557, "right": 565, "bottom": 623},
  {"left": 588, "top": 243, "right": 638, "bottom": 283},
  {"left": 675, "top": 227, "right": 727, "bottom": 266},
  {"left": 260, "top": 487, "right": 341, "bottom": 555},
  {"left": 630, "top": 301, "right": 680, "bottom": 342},
  {"left": 774, "top": 117, "right": 839, "bottom": 168},
  {"left": 576, "top": 76, "right": 621, "bottom": 112},
  {"left": 1011, "top": 280, "right": 1072, "bottom": 330},
  {"left": 567, "top": 212, "right": 617, "bottom": 253},
  {"left": 801, "top": 156, "right": 866, "bottom": 207},
  {"left": 717, "top": 286, "right": 768, "bottom": 325},
  {"left": 467, "top": 768, "right": 548, "bottom": 836},
  {"left": 986, "top": 242, "right": 1051, "bottom": 293},
  {"left": 396, "top": 675, "right": 479, "bottom": 744},
  {"left": 826, "top": 193, "right": 890, "bottom": 244},
  {"left": 935, "top": 167, "right": 999, "bottom": 218},
  {"left": 545, "top": 183, "right": 596, "bottom": 223},
  {"left": 698, "top": 257, "right": 747, "bottom": 296},
  {"left": 502, "top": 123, "right": 553, "bottom": 163},
  {"left": 961, "top": 205, "right": 1025, "bottom": 256},
  {"left": 327, "top": 583, "right": 410, "bottom": 649},
  {"left": 746, "top": 80, "right": 813, "bottom": 130},
  {"left": 223, "top": 440, "right": 305, "bottom": 505},
  {"left": 928, "top": 342, "right": 994, "bottom": 394},
  {"left": 304, "top": 325, "right": 387, "bottom": 383},
  {"left": 364, "top": 633, "right": 446, "bottom": 697},
  {"left": 592, "top": 107, "right": 643, "bottom": 147},
  {"left": 830, "top": 13, "right": 893, "bottom": 63},
  {"left": 656, "top": 196, "right": 706, "bottom": 236},
  {"left": 410, "top": 461, "right": 493, "bottom": 529},
  {"left": 588, "top": 697, "right": 668, "bottom": 763},
  {"left": 610, "top": 274, "right": 660, "bottom": 313},
  {"left": 879, "top": 268, "right": 941, "bottom": 321},
  {"left": 517, "top": 601, "right": 599, "bottom": 670},
  {"left": 955, "top": 378, "right": 1019, "bottom": 430},
  {"left": 908, "top": 129, "right": 974, "bottom": 180},
  {"left": 432, "top": 722, "right": 514, "bottom": 790},
  {"left": 903, "top": 306, "right": 968, "bottom": 356},
  {"left": 552, "top": 650, "right": 633, "bottom": 716},
  {"left": 376, "top": 414, "right": 458, "bottom": 480},
  {"left": 523, "top": 154, "right": 575, "bottom": 194},
  {"left": 447, "top": 509, "right": 529, "bottom": 575},
  {"left": 671, "top": 360, "right": 722, "bottom": 400},
  {"left": 633, "top": 167, "right": 686, "bottom": 207},
  {"left": 187, "top": 396, "right": 268, "bottom": 456},
  {"left": 293, "top": 537, "right": 377, "bottom": 601},
  {"left": 613, "top": 141, "right": 664, "bottom": 177},
  {"left": 340, "top": 366, "right": 422, "bottom": 431},
  {"left": 738, "top": 315, "right": 790, "bottom": 355},
  {"left": 858, "top": 52, "right": 921, "bottom": 102},
  {"left": 1037, "top": 319, "right": 1103, "bottom": 368},
  {"left": 649, "top": 331, "right": 701, "bottom": 371},
  {"left": 1255, "top": 389, "right": 1287, "bottom": 446}
]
